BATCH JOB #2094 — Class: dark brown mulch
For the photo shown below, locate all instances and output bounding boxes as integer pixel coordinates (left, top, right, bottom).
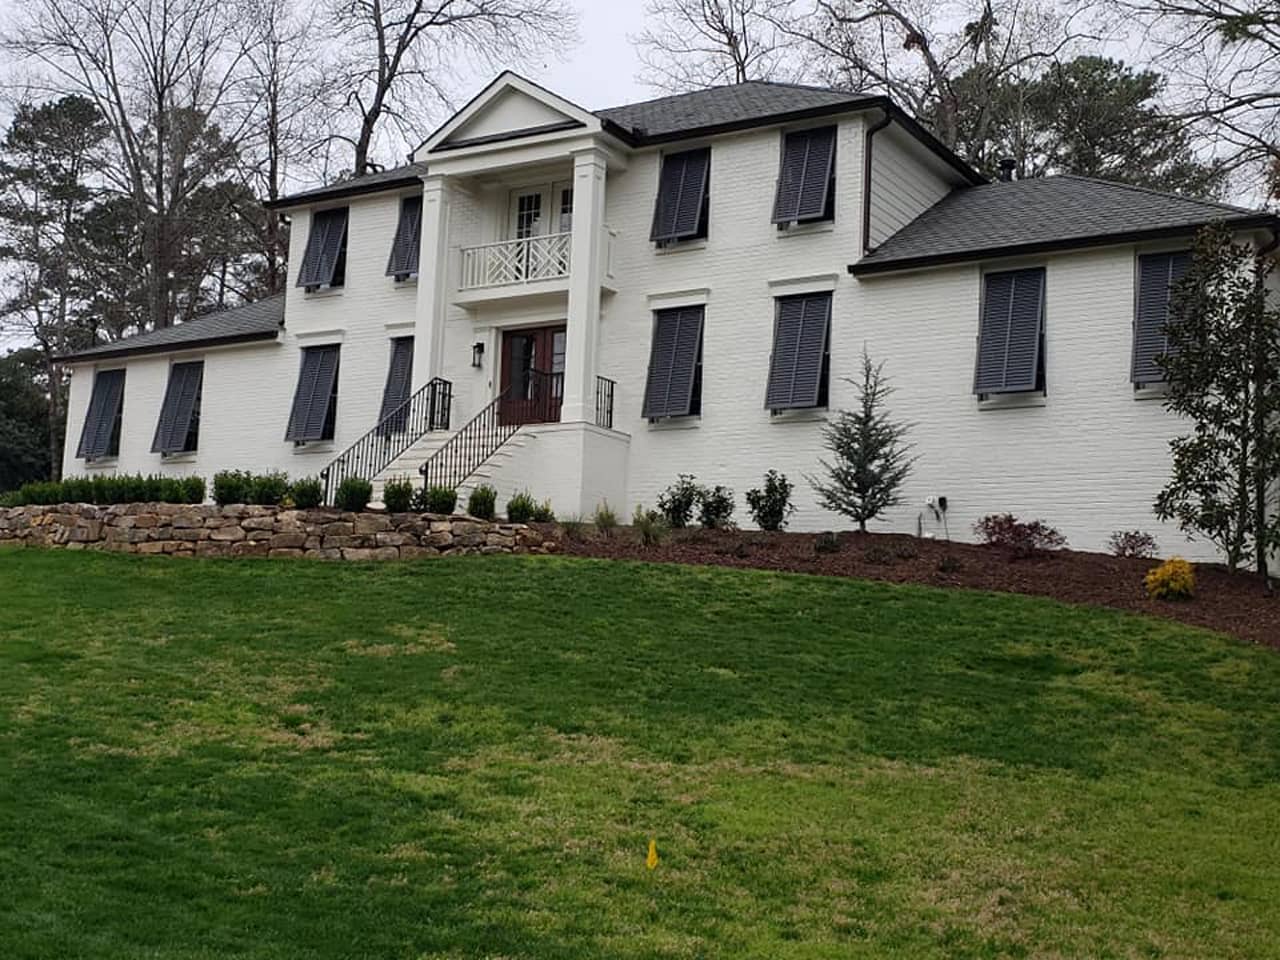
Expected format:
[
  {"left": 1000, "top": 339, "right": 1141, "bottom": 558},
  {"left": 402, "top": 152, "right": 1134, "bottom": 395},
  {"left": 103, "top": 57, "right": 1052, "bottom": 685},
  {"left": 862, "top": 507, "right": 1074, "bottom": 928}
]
[{"left": 553, "top": 526, "right": 1279, "bottom": 649}]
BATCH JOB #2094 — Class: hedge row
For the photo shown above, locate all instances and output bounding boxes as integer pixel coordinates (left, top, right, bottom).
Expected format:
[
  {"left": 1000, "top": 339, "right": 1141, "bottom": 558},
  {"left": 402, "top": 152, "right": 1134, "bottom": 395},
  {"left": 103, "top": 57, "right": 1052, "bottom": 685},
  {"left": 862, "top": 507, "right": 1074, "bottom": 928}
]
[{"left": 2, "top": 474, "right": 206, "bottom": 507}]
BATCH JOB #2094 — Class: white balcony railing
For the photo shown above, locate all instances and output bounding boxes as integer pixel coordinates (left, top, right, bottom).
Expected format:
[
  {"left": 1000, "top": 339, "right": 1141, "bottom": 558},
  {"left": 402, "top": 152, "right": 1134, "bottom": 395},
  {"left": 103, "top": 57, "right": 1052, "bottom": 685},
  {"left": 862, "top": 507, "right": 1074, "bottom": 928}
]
[{"left": 460, "top": 232, "right": 571, "bottom": 290}]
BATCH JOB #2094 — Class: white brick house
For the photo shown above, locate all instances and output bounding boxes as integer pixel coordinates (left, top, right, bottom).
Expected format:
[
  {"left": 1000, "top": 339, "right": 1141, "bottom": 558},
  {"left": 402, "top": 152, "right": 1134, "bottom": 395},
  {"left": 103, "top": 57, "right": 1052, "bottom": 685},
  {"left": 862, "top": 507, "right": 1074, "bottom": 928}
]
[{"left": 60, "top": 72, "right": 1279, "bottom": 560}]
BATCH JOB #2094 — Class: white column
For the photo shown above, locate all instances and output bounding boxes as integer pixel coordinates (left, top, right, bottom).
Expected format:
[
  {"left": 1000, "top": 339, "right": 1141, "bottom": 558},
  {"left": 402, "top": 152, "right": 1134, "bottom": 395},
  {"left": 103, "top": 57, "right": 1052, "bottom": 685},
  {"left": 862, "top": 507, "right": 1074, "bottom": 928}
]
[
  {"left": 560, "top": 147, "right": 608, "bottom": 423},
  {"left": 412, "top": 174, "right": 450, "bottom": 388}
]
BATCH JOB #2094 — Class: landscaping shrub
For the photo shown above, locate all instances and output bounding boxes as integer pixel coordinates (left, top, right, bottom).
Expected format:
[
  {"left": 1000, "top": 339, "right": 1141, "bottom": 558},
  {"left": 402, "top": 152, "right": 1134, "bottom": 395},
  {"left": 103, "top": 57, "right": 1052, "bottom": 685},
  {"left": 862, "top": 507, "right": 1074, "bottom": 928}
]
[
  {"left": 814, "top": 531, "right": 840, "bottom": 555},
  {"left": 657, "top": 474, "right": 702, "bottom": 528},
  {"left": 593, "top": 500, "right": 618, "bottom": 537},
  {"left": 745, "top": 470, "right": 794, "bottom": 531},
  {"left": 6, "top": 473, "right": 206, "bottom": 507},
  {"left": 290, "top": 477, "right": 324, "bottom": 509},
  {"left": 632, "top": 504, "right": 667, "bottom": 547},
  {"left": 423, "top": 485, "right": 458, "bottom": 515},
  {"left": 212, "top": 470, "right": 252, "bottom": 506},
  {"left": 382, "top": 477, "right": 414, "bottom": 513},
  {"left": 506, "top": 490, "right": 537, "bottom": 523},
  {"left": 862, "top": 544, "right": 895, "bottom": 565},
  {"left": 1145, "top": 557, "right": 1195, "bottom": 600},
  {"left": 937, "top": 553, "right": 963, "bottom": 574},
  {"left": 1108, "top": 529, "right": 1159, "bottom": 559},
  {"left": 467, "top": 484, "right": 497, "bottom": 520},
  {"left": 697, "top": 485, "right": 735, "bottom": 529},
  {"left": 334, "top": 477, "right": 373, "bottom": 513},
  {"left": 559, "top": 514, "right": 589, "bottom": 543},
  {"left": 247, "top": 471, "right": 290, "bottom": 506},
  {"left": 974, "top": 514, "right": 1067, "bottom": 557},
  {"left": 532, "top": 499, "right": 555, "bottom": 523}
]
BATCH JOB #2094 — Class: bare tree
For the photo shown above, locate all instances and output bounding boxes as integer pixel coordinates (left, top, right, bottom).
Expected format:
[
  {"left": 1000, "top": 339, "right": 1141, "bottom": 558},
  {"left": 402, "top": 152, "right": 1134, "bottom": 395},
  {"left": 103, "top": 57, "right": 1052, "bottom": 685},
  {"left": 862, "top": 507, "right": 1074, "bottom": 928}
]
[
  {"left": 326, "top": 0, "right": 580, "bottom": 175},
  {"left": 634, "top": 0, "right": 801, "bottom": 91},
  {"left": 6, "top": 0, "right": 259, "bottom": 330}
]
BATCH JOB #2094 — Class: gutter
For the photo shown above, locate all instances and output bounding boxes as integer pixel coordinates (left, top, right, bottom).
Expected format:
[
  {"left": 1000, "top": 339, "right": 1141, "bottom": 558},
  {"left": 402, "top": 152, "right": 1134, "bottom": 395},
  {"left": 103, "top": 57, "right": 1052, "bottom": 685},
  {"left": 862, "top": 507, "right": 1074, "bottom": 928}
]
[
  {"left": 860, "top": 110, "right": 893, "bottom": 257},
  {"left": 58, "top": 327, "right": 282, "bottom": 364}
]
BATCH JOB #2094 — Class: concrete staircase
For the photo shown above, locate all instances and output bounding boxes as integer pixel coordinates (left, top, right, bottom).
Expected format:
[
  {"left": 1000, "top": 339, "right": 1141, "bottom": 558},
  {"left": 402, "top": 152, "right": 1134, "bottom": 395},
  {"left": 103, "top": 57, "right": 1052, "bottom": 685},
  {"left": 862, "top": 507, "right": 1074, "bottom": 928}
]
[{"left": 370, "top": 426, "right": 536, "bottom": 507}]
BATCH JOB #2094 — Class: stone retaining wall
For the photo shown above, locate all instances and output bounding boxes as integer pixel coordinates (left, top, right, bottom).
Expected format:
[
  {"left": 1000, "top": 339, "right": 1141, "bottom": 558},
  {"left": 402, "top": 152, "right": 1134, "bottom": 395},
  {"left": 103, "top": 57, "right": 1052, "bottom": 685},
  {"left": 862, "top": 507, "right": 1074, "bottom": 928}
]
[{"left": 0, "top": 503, "right": 556, "bottom": 560}]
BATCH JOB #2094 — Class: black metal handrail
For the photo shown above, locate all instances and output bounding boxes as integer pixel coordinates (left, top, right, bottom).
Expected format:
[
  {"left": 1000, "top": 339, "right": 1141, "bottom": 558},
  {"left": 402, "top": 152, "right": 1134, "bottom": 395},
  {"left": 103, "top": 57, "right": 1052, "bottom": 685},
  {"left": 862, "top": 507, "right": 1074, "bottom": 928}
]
[
  {"left": 595, "top": 375, "right": 616, "bottom": 429},
  {"left": 321, "top": 377, "right": 452, "bottom": 504},
  {"left": 420, "top": 368, "right": 560, "bottom": 491}
]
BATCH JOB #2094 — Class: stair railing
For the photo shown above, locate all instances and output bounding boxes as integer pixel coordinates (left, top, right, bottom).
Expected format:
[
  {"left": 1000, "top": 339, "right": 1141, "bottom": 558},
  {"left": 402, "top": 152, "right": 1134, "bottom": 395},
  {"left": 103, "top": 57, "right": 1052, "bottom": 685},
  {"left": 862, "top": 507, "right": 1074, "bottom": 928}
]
[
  {"left": 420, "top": 368, "right": 560, "bottom": 491},
  {"left": 321, "top": 377, "right": 452, "bottom": 504}
]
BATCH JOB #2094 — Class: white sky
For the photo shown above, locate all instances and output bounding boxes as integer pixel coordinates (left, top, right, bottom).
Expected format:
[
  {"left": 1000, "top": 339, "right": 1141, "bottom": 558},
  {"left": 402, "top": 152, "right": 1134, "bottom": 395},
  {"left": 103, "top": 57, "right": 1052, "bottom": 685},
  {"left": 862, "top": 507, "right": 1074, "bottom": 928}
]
[{"left": 529, "top": 0, "right": 652, "bottom": 110}]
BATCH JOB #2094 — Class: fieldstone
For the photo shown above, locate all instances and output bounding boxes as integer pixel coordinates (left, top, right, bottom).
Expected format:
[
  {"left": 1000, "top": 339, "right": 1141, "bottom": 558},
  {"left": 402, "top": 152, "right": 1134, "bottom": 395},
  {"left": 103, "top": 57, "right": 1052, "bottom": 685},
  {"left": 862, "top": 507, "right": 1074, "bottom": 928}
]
[
  {"left": 209, "top": 525, "right": 246, "bottom": 542},
  {"left": 321, "top": 521, "right": 354, "bottom": 536},
  {"left": 375, "top": 532, "right": 412, "bottom": 547},
  {"left": 268, "top": 547, "right": 304, "bottom": 559},
  {"left": 195, "top": 541, "right": 232, "bottom": 557},
  {"left": 270, "top": 532, "right": 307, "bottom": 549},
  {"left": 305, "top": 548, "right": 343, "bottom": 560},
  {"left": 242, "top": 515, "right": 275, "bottom": 530},
  {"left": 232, "top": 541, "right": 270, "bottom": 557},
  {"left": 354, "top": 515, "right": 392, "bottom": 535},
  {"left": 137, "top": 541, "right": 167, "bottom": 555},
  {"left": 398, "top": 545, "right": 439, "bottom": 559}
]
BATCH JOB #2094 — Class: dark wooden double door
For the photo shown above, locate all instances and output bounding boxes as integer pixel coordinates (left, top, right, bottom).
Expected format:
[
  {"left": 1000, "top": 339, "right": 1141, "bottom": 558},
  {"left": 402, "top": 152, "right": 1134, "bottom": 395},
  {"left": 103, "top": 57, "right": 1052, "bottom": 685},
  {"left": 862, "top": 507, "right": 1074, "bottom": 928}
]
[{"left": 500, "top": 324, "right": 565, "bottom": 425}]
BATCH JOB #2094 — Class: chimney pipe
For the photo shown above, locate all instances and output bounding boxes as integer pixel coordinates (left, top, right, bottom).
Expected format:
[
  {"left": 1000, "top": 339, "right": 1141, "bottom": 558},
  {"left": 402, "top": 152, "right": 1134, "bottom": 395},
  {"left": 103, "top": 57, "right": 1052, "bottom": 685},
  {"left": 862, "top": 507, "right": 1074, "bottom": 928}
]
[{"left": 998, "top": 157, "right": 1016, "bottom": 182}]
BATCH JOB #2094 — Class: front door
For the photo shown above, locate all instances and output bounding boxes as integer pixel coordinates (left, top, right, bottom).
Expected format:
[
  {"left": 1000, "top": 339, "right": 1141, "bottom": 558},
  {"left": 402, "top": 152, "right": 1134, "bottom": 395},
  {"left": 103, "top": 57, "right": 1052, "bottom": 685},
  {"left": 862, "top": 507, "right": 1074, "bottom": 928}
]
[{"left": 500, "top": 324, "right": 566, "bottom": 425}]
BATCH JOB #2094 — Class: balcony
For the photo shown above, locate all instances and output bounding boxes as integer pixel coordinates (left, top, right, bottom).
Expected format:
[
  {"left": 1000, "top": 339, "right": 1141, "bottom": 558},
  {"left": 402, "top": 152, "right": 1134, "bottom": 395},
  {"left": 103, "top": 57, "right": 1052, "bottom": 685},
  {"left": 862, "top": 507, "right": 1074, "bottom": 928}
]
[{"left": 454, "top": 228, "right": 616, "bottom": 307}]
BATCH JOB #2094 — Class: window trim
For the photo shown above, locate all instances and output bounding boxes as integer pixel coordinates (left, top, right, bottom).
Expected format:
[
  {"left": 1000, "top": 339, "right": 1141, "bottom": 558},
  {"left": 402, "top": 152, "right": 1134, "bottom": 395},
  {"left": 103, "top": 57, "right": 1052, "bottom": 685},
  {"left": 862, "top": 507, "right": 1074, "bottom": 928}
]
[
  {"left": 973, "top": 265, "right": 1047, "bottom": 399},
  {"left": 285, "top": 344, "right": 341, "bottom": 444},
  {"left": 642, "top": 305, "right": 705, "bottom": 420},
  {"left": 772, "top": 124, "right": 837, "bottom": 227},
  {"left": 766, "top": 291, "right": 832, "bottom": 413},
  {"left": 650, "top": 146, "right": 711, "bottom": 247},
  {"left": 296, "top": 206, "right": 349, "bottom": 292}
]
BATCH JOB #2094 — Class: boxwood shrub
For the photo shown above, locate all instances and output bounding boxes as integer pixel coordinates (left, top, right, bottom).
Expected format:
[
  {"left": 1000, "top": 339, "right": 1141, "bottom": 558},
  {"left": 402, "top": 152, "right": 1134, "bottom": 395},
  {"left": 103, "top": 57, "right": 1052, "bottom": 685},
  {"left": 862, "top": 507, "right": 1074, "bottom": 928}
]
[{"left": 3, "top": 473, "right": 205, "bottom": 507}]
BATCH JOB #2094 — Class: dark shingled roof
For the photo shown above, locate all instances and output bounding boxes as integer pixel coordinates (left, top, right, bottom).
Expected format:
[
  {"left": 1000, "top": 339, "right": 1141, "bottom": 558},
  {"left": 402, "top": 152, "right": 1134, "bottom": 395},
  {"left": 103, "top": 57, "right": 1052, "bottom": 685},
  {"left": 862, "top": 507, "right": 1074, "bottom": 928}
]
[
  {"left": 60, "top": 296, "right": 284, "bottom": 363},
  {"left": 851, "top": 175, "right": 1275, "bottom": 275},
  {"left": 594, "top": 81, "right": 877, "bottom": 141},
  {"left": 264, "top": 162, "right": 428, "bottom": 210}
]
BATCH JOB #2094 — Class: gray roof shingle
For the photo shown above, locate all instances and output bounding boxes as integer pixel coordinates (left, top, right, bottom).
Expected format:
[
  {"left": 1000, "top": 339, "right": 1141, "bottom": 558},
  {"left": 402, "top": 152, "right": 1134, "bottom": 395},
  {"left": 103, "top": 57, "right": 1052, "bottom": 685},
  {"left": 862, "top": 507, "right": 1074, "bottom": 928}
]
[
  {"left": 594, "top": 81, "right": 877, "bottom": 141},
  {"left": 852, "top": 175, "right": 1274, "bottom": 274},
  {"left": 60, "top": 296, "right": 284, "bottom": 363},
  {"left": 264, "top": 162, "right": 428, "bottom": 210}
]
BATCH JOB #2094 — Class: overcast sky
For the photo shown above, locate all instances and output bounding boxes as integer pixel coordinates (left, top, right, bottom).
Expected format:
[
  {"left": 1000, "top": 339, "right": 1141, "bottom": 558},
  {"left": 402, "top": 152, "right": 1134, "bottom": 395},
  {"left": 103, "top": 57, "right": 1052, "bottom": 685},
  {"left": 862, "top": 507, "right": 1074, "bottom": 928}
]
[{"left": 532, "top": 0, "right": 652, "bottom": 110}]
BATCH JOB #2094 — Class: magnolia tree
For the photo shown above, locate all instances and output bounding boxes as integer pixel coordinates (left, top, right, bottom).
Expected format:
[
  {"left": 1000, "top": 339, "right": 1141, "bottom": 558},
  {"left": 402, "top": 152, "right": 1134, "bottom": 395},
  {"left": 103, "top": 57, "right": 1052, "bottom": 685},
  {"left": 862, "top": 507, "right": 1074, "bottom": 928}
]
[
  {"left": 1156, "top": 224, "right": 1280, "bottom": 580},
  {"left": 810, "top": 349, "right": 915, "bottom": 532}
]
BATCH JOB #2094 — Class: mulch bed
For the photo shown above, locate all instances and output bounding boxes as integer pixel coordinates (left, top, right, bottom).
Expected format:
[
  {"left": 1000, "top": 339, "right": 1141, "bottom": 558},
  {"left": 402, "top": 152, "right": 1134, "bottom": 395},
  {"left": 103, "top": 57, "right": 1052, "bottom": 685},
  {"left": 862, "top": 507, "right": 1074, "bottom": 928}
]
[{"left": 555, "top": 526, "right": 1279, "bottom": 649}]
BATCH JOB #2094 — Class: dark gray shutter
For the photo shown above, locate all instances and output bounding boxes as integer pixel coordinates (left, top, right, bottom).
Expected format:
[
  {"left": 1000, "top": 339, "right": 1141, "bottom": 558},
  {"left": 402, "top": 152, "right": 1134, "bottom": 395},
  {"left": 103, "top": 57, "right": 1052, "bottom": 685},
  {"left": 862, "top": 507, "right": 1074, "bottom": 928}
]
[
  {"left": 642, "top": 306, "right": 704, "bottom": 418},
  {"left": 378, "top": 337, "right": 415, "bottom": 433},
  {"left": 650, "top": 148, "right": 710, "bottom": 242},
  {"left": 285, "top": 345, "right": 341, "bottom": 441},
  {"left": 296, "top": 207, "right": 349, "bottom": 288},
  {"left": 766, "top": 293, "right": 831, "bottom": 409},
  {"left": 974, "top": 268, "right": 1045, "bottom": 394},
  {"left": 772, "top": 126, "right": 836, "bottom": 224},
  {"left": 385, "top": 195, "right": 422, "bottom": 279},
  {"left": 1132, "top": 251, "right": 1192, "bottom": 385},
  {"left": 76, "top": 368, "right": 126, "bottom": 459},
  {"left": 151, "top": 361, "right": 204, "bottom": 453}
]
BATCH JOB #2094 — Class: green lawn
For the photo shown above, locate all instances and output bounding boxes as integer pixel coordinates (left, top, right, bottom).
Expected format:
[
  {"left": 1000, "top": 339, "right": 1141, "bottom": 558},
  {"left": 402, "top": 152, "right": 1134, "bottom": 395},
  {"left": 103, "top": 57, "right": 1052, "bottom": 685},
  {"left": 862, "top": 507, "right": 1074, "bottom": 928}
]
[{"left": 2, "top": 550, "right": 1278, "bottom": 959}]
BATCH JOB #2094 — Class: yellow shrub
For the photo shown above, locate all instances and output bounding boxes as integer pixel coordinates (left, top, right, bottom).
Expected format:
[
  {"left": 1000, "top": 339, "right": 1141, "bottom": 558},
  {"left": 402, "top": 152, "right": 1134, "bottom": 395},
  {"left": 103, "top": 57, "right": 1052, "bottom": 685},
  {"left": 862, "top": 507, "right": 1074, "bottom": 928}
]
[{"left": 1144, "top": 557, "right": 1195, "bottom": 601}]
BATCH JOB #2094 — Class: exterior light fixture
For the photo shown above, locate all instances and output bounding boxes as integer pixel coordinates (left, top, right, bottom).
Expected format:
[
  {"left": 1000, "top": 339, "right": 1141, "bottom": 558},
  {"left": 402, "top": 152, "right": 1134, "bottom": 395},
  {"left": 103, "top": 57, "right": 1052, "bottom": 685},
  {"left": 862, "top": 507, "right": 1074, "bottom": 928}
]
[{"left": 472, "top": 341, "right": 485, "bottom": 368}]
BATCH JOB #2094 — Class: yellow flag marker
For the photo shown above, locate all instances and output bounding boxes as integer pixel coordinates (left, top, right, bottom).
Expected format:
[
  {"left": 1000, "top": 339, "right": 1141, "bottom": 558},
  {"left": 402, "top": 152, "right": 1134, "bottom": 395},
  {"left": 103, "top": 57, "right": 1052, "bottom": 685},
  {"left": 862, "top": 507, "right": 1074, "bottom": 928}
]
[{"left": 646, "top": 838, "right": 659, "bottom": 870}]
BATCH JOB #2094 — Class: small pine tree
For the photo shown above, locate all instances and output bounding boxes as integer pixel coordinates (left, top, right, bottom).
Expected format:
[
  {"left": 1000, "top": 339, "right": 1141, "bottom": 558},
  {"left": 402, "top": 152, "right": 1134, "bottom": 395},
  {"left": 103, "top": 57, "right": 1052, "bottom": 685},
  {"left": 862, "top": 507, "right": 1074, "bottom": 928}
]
[
  {"left": 809, "top": 349, "right": 915, "bottom": 532},
  {"left": 1155, "top": 224, "right": 1280, "bottom": 578}
]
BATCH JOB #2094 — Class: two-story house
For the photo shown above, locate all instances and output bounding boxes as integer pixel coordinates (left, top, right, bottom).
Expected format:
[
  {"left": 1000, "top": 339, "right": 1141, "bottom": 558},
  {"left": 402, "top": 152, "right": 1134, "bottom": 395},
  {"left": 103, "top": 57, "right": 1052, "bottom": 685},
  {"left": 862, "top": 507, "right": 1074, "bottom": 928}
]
[{"left": 58, "top": 72, "right": 1279, "bottom": 560}]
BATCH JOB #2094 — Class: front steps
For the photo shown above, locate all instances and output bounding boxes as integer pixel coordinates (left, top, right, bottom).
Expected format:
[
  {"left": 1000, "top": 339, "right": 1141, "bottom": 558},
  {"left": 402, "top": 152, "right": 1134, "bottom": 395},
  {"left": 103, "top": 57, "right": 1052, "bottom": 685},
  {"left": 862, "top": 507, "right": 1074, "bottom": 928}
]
[{"left": 370, "top": 426, "right": 536, "bottom": 507}]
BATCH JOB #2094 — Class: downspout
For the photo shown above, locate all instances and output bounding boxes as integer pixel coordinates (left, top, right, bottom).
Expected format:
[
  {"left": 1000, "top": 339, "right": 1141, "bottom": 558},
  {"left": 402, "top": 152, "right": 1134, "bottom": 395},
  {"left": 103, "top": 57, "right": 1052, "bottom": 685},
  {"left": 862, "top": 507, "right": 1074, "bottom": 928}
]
[{"left": 860, "top": 110, "right": 893, "bottom": 259}]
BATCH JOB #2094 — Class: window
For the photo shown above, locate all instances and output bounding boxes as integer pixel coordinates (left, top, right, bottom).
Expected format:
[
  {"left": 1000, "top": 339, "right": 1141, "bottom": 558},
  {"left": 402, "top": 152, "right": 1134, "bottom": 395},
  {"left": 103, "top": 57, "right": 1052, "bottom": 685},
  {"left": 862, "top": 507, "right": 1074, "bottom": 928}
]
[
  {"left": 385, "top": 195, "right": 423, "bottom": 281},
  {"left": 974, "top": 267, "right": 1046, "bottom": 396},
  {"left": 151, "top": 361, "right": 204, "bottom": 455},
  {"left": 515, "top": 192, "right": 542, "bottom": 239},
  {"left": 642, "top": 306, "right": 704, "bottom": 419},
  {"left": 766, "top": 292, "right": 831, "bottom": 411},
  {"left": 772, "top": 126, "right": 836, "bottom": 226},
  {"left": 285, "top": 345, "right": 340, "bottom": 442},
  {"left": 296, "top": 207, "right": 348, "bottom": 290},
  {"left": 76, "top": 368, "right": 126, "bottom": 460},
  {"left": 650, "top": 148, "right": 710, "bottom": 245},
  {"left": 558, "top": 186, "right": 574, "bottom": 233},
  {"left": 377, "top": 337, "right": 415, "bottom": 434},
  {"left": 1133, "top": 250, "right": 1192, "bottom": 387}
]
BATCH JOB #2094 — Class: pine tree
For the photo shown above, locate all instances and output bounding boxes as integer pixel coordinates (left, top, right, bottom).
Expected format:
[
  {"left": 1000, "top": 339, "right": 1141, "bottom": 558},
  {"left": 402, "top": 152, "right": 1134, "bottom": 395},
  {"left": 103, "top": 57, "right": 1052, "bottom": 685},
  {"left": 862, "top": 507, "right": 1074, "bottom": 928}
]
[{"left": 810, "top": 350, "right": 916, "bottom": 532}]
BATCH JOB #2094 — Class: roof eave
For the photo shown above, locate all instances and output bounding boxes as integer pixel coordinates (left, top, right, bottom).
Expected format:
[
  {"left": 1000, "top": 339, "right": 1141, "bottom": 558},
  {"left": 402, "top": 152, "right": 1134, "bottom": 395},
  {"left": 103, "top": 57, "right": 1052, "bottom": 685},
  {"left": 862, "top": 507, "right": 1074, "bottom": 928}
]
[
  {"left": 57, "top": 328, "right": 281, "bottom": 364},
  {"left": 264, "top": 174, "right": 425, "bottom": 211},
  {"left": 848, "top": 214, "right": 1280, "bottom": 277}
]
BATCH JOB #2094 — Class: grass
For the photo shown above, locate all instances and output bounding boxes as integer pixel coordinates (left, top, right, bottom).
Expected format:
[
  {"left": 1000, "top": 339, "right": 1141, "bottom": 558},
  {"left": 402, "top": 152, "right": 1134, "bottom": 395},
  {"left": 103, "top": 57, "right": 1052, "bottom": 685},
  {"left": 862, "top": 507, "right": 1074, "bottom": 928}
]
[{"left": 1, "top": 550, "right": 1278, "bottom": 959}]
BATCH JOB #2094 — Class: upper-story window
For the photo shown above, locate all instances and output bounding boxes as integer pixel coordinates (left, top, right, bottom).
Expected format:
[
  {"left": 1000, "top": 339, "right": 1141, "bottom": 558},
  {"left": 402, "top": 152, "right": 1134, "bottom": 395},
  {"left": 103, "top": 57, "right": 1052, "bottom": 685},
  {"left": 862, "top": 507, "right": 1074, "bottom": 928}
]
[
  {"left": 974, "top": 267, "right": 1046, "bottom": 397},
  {"left": 650, "top": 147, "right": 710, "bottom": 246},
  {"left": 77, "top": 368, "right": 126, "bottom": 461},
  {"left": 152, "top": 360, "right": 204, "bottom": 455},
  {"left": 296, "top": 207, "right": 348, "bottom": 292},
  {"left": 772, "top": 126, "right": 836, "bottom": 227},
  {"left": 1132, "top": 250, "right": 1192, "bottom": 388},
  {"left": 386, "top": 196, "right": 422, "bottom": 282}
]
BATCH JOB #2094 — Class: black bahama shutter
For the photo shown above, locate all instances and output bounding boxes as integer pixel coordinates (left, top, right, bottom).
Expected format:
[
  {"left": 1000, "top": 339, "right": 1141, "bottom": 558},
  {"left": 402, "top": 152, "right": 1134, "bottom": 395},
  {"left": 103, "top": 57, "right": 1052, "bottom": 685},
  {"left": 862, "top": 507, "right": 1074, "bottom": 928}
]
[
  {"left": 974, "top": 267, "right": 1046, "bottom": 395},
  {"left": 766, "top": 292, "right": 831, "bottom": 410},
  {"left": 377, "top": 337, "right": 415, "bottom": 433},
  {"left": 296, "top": 207, "right": 349, "bottom": 289},
  {"left": 642, "top": 306, "right": 704, "bottom": 419},
  {"left": 151, "top": 361, "right": 204, "bottom": 454},
  {"left": 285, "top": 345, "right": 341, "bottom": 442},
  {"left": 77, "top": 368, "right": 126, "bottom": 460},
  {"left": 772, "top": 126, "right": 836, "bottom": 224},
  {"left": 385, "top": 195, "right": 423, "bottom": 280},
  {"left": 650, "top": 148, "right": 710, "bottom": 243},
  {"left": 1132, "top": 250, "right": 1192, "bottom": 386}
]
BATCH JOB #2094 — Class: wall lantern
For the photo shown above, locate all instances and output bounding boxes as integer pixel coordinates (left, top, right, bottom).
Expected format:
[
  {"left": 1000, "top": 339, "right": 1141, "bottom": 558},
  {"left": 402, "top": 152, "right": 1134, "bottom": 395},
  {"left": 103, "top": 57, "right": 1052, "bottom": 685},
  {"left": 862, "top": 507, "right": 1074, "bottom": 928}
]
[{"left": 471, "top": 341, "right": 485, "bottom": 368}]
